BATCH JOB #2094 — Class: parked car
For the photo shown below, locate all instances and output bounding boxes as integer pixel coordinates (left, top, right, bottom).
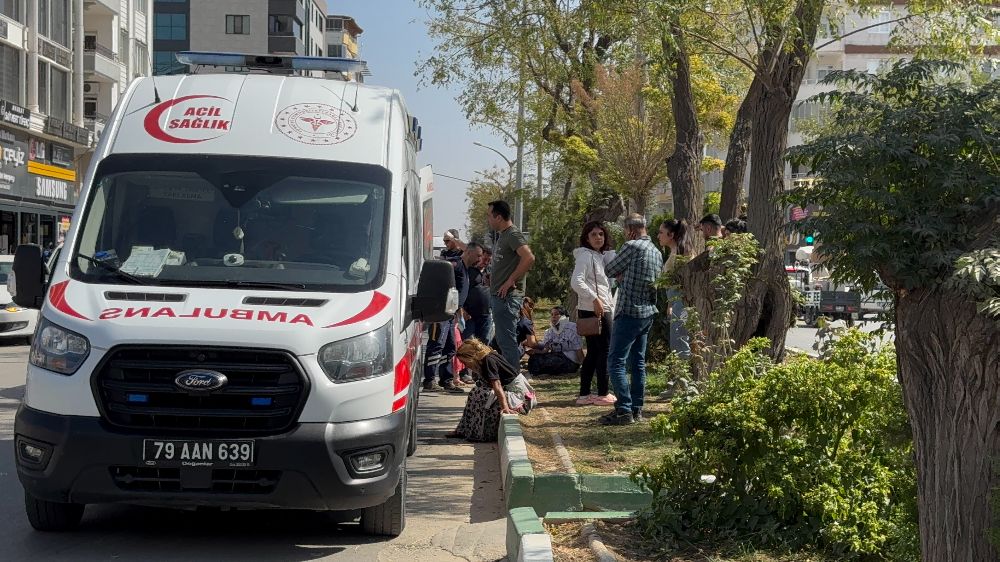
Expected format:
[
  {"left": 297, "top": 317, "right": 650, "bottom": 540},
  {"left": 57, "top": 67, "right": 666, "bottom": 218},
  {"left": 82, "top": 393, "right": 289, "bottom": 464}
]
[{"left": 0, "top": 255, "right": 38, "bottom": 345}]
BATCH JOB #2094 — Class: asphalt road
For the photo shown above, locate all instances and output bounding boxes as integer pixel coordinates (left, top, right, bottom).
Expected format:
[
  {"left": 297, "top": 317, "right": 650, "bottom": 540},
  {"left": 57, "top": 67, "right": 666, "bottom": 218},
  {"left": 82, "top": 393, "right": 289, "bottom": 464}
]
[
  {"left": 0, "top": 341, "right": 507, "bottom": 562},
  {"left": 786, "top": 321, "right": 891, "bottom": 355}
]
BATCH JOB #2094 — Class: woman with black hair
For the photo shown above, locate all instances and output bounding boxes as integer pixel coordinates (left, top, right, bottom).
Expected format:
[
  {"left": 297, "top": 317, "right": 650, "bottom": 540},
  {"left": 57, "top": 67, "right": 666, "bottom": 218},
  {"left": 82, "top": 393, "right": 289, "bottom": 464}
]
[
  {"left": 570, "top": 221, "right": 617, "bottom": 406},
  {"left": 658, "top": 219, "right": 693, "bottom": 358}
]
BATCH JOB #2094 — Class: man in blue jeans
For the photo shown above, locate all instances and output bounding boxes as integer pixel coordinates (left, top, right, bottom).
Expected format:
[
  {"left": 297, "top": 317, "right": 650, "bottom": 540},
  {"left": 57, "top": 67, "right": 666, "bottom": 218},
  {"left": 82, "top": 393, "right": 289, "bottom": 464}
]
[
  {"left": 487, "top": 200, "right": 535, "bottom": 369},
  {"left": 601, "top": 214, "right": 663, "bottom": 425}
]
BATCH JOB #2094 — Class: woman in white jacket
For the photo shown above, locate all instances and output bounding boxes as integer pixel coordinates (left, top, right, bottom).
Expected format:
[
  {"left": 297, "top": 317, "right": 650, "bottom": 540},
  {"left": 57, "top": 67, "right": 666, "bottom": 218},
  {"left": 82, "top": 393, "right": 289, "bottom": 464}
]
[{"left": 570, "top": 221, "right": 617, "bottom": 406}]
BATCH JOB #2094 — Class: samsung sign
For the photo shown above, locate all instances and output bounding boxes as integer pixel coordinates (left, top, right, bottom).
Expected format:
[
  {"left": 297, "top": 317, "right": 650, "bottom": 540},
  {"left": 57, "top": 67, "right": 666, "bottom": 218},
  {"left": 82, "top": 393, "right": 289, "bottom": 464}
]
[{"left": 36, "top": 177, "right": 69, "bottom": 201}]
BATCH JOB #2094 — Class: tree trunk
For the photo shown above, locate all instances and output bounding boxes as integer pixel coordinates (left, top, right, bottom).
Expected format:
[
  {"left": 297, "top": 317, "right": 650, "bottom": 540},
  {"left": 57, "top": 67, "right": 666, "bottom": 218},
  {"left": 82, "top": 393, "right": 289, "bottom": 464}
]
[
  {"left": 730, "top": 0, "right": 823, "bottom": 358},
  {"left": 896, "top": 287, "right": 1000, "bottom": 562},
  {"left": 663, "top": 24, "right": 704, "bottom": 238},
  {"left": 719, "top": 78, "right": 758, "bottom": 221}
]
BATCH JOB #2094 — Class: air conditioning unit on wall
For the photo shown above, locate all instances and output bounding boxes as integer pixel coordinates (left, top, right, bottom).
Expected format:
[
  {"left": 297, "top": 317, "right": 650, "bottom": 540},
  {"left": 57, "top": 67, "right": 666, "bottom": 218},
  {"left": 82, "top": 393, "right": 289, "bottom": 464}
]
[{"left": 84, "top": 82, "right": 101, "bottom": 94}]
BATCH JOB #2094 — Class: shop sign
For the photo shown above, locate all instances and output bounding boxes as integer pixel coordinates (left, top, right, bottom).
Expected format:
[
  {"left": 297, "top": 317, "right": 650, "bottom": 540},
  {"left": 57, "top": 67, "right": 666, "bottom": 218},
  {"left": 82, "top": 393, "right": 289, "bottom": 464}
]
[
  {"left": 1, "top": 101, "right": 31, "bottom": 129},
  {"left": 51, "top": 144, "right": 73, "bottom": 167},
  {"left": 0, "top": 125, "right": 79, "bottom": 206},
  {"left": 44, "top": 117, "right": 91, "bottom": 146}
]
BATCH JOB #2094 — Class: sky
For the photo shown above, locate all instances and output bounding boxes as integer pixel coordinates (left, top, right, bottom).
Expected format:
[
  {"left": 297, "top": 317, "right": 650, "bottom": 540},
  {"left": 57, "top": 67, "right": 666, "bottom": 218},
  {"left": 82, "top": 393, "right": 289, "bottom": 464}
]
[{"left": 327, "top": 0, "right": 509, "bottom": 239}]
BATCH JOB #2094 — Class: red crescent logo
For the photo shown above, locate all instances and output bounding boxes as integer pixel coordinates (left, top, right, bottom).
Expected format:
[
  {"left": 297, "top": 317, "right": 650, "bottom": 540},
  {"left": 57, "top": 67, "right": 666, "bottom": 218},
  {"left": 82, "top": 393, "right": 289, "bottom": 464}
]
[
  {"left": 144, "top": 95, "right": 229, "bottom": 144},
  {"left": 324, "top": 291, "right": 391, "bottom": 328}
]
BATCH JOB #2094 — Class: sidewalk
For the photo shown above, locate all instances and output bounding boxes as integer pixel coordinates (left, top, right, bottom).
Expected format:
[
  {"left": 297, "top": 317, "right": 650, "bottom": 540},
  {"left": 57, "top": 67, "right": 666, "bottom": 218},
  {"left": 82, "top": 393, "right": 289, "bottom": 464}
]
[{"left": 377, "top": 387, "right": 508, "bottom": 562}]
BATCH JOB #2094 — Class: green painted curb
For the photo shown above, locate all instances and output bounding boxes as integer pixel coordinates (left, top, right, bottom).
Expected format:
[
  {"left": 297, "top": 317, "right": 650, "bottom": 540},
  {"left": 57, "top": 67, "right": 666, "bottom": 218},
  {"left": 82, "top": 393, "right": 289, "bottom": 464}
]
[
  {"left": 531, "top": 473, "right": 583, "bottom": 514},
  {"left": 543, "top": 511, "right": 634, "bottom": 524},
  {"left": 505, "top": 460, "right": 535, "bottom": 508},
  {"left": 507, "top": 506, "right": 546, "bottom": 561},
  {"left": 579, "top": 473, "right": 653, "bottom": 512}
]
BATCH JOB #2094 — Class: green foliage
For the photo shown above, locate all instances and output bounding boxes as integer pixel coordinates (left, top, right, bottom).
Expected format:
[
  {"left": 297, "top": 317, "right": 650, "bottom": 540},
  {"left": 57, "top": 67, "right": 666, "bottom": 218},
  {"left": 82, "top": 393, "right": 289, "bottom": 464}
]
[
  {"left": 524, "top": 190, "right": 590, "bottom": 300},
  {"left": 634, "top": 333, "right": 917, "bottom": 560},
  {"left": 658, "top": 233, "right": 761, "bottom": 378},
  {"left": 704, "top": 192, "right": 721, "bottom": 216},
  {"left": 787, "top": 60, "right": 1000, "bottom": 300},
  {"left": 950, "top": 247, "right": 1000, "bottom": 319}
]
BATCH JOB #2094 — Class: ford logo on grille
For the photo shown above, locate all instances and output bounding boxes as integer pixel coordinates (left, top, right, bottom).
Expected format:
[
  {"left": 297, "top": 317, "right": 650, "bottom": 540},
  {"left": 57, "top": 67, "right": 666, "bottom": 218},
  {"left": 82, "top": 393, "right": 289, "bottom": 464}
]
[{"left": 175, "top": 370, "right": 228, "bottom": 392}]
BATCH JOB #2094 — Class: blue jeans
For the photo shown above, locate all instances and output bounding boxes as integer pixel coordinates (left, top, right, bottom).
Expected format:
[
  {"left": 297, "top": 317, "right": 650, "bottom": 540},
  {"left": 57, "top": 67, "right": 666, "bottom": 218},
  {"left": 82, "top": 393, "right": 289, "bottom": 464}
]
[
  {"left": 666, "top": 289, "right": 690, "bottom": 359},
  {"left": 462, "top": 313, "right": 493, "bottom": 344},
  {"left": 607, "top": 314, "right": 655, "bottom": 415},
  {"left": 490, "top": 294, "right": 523, "bottom": 370}
]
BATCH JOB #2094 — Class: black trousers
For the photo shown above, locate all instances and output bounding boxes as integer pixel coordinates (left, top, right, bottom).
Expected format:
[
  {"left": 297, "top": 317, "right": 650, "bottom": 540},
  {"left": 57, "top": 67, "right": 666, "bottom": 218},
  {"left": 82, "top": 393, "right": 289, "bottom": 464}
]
[{"left": 577, "top": 310, "right": 612, "bottom": 396}]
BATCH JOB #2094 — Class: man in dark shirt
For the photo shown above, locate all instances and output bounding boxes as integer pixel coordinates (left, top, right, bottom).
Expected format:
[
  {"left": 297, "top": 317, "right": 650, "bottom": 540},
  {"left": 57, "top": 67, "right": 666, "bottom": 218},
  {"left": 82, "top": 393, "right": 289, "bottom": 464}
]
[
  {"left": 423, "top": 247, "right": 470, "bottom": 393},
  {"left": 461, "top": 242, "right": 491, "bottom": 343}
]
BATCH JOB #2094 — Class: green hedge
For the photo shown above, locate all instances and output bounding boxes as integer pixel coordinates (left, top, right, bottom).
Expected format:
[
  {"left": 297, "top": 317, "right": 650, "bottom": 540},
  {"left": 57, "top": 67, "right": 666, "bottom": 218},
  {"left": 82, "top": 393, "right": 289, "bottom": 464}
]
[{"left": 634, "top": 332, "right": 918, "bottom": 559}]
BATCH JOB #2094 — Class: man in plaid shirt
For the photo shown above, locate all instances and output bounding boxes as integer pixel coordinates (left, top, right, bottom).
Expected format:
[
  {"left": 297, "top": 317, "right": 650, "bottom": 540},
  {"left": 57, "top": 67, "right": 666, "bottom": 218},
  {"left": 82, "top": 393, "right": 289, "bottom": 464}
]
[{"left": 600, "top": 214, "right": 663, "bottom": 425}]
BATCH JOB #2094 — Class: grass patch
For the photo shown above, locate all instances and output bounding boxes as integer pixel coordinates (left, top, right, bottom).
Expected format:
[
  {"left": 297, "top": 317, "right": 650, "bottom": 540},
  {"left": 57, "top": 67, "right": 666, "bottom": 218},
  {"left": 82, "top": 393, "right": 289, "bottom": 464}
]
[
  {"left": 522, "top": 374, "right": 677, "bottom": 474},
  {"left": 546, "top": 520, "right": 833, "bottom": 562}
]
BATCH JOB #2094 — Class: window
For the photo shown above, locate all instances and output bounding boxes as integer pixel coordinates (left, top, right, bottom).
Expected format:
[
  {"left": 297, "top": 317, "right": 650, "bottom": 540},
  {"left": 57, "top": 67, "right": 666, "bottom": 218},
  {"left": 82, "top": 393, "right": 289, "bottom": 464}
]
[
  {"left": 37, "top": 62, "right": 49, "bottom": 115},
  {"left": 154, "top": 51, "right": 185, "bottom": 75},
  {"left": 0, "top": 43, "right": 20, "bottom": 104},
  {"left": 872, "top": 10, "right": 892, "bottom": 34},
  {"left": 50, "top": 66, "right": 68, "bottom": 120},
  {"left": 0, "top": 0, "right": 20, "bottom": 23},
  {"left": 328, "top": 44, "right": 344, "bottom": 58},
  {"left": 816, "top": 65, "right": 835, "bottom": 81},
  {"left": 134, "top": 41, "right": 149, "bottom": 77},
  {"left": 50, "top": 0, "right": 69, "bottom": 46},
  {"left": 134, "top": 0, "right": 146, "bottom": 15},
  {"left": 120, "top": 29, "right": 130, "bottom": 71},
  {"left": 155, "top": 13, "right": 187, "bottom": 40},
  {"left": 84, "top": 99, "right": 98, "bottom": 118},
  {"left": 329, "top": 18, "right": 343, "bottom": 31},
  {"left": 226, "top": 15, "right": 250, "bottom": 35},
  {"left": 74, "top": 154, "right": 391, "bottom": 292},
  {"left": 269, "top": 15, "right": 301, "bottom": 38},
  {"left": 38, "top": 0, "right": 50, "bottom": 37}
]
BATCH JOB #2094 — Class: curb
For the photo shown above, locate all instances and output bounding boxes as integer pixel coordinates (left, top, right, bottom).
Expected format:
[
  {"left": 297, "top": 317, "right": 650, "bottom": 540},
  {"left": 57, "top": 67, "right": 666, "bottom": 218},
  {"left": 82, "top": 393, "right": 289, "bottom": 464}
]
[
  {"left": 498, "top": 414, "right": 651, "bottom": 560},
  {"left": 506, "top": 506, "right": 553, "bottom": 562}
]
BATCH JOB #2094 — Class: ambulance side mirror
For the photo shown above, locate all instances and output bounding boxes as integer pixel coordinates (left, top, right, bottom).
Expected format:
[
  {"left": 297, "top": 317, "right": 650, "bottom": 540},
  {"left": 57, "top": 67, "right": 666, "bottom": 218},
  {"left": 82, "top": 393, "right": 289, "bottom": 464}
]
[
  {"left": 12, "top": 244, "right": 46, "bottom": 309},
  {"left": 410, "top": 260, "right": 458, "bottom": 323}
]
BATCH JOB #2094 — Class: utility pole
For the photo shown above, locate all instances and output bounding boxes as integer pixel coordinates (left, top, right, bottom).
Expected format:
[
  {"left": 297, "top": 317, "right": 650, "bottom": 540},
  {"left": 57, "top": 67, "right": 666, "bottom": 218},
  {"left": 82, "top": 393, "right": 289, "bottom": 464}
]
[{"left": 514, "top": 82, "right": 525, "bottom": 229}]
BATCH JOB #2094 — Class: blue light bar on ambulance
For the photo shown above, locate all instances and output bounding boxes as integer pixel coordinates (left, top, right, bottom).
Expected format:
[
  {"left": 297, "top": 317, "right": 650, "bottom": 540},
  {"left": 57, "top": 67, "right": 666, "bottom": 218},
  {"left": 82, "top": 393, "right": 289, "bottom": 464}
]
[{"left": 175, "top": 52, "right": 370, "bottom": 74}]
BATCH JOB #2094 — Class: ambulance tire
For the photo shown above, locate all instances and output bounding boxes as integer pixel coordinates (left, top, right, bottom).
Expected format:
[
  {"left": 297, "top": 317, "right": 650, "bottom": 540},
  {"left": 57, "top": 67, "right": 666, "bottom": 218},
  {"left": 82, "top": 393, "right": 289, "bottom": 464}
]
[
  {"left": 25, "top": 492, "right": 84, "bottom": 532},
  {"left": 406, "top": 409, "right": 417, "bottom": 457},
  {"left": 361, "top": 466, "right": 406, "bottom": 536}
]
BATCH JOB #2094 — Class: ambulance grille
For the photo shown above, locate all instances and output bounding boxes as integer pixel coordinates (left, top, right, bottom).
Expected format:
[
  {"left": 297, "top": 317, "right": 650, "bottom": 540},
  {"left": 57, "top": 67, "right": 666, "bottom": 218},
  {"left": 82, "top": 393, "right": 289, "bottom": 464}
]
[{"left": 93, "top": 347, "right": 309, "bottom": 434}]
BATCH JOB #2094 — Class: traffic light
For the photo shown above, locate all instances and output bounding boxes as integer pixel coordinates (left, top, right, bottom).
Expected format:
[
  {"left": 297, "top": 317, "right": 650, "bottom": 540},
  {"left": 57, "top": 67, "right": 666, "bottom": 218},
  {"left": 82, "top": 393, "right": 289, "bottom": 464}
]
[{"left": 805, "top": 233, "right": 816, "bottom": 244}]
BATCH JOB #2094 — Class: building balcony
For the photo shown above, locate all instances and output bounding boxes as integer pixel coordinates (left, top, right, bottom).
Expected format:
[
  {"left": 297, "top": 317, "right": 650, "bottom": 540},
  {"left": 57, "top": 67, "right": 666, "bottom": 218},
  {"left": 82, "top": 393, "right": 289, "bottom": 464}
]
[
  {"left": 84, "top": 0, "right": 119, "bottom": 16},
  {"left": 85, "top": 110, "right": 109, "bottom": 137},
  {"left": 84, "top": 42, "right": 119, "bottom": 82}
]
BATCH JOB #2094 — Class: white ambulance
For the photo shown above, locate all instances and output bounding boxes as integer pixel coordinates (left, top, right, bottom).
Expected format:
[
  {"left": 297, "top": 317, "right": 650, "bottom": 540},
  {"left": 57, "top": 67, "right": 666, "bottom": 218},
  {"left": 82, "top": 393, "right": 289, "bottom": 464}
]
[{"left": 9, "top": 53, "right": 456, "bottom": 536}]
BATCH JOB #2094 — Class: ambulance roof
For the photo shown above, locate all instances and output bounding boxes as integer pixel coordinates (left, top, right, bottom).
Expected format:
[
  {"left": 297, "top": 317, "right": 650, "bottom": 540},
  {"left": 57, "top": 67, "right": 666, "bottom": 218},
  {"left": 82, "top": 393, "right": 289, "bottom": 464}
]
[{"left": 107, "top": 73, "right": 404, "bottom": 167}]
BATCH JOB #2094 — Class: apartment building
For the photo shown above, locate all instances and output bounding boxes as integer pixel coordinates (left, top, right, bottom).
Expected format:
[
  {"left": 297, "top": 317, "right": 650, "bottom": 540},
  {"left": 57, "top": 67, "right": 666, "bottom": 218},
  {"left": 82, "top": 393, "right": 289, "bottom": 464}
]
[
  {"left": 154, "top": 0, "right": 331, "bottom": 75},
  {"left": 325, "top": 14, "right": 365, "bottom": 82},
  {"left": 0, "top": 0, "right": 151, "bottom": 252}
]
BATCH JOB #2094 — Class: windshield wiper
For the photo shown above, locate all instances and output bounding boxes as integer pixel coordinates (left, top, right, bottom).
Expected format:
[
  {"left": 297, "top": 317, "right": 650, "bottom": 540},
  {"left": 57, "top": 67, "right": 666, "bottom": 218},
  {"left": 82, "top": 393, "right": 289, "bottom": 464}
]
[
  {"left": 76, "top": 254, "right": 149, "bottom": 285},
  {"left": 160, "top": 279, "right": 307, "bottom": 291}
]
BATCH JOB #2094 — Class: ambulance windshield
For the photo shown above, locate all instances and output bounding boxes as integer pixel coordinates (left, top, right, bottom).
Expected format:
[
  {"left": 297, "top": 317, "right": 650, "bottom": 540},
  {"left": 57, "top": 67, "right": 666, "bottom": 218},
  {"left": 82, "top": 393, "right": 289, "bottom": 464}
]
[{"left": 71, "top": 154, "right": 391, "bottom": 292}]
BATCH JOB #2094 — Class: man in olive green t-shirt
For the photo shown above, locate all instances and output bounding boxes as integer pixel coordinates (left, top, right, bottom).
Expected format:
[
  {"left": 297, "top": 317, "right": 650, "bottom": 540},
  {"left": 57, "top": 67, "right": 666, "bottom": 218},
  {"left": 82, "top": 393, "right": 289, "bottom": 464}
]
[{"left": 487, "top": 200, "right": 535, "bottom": 369}]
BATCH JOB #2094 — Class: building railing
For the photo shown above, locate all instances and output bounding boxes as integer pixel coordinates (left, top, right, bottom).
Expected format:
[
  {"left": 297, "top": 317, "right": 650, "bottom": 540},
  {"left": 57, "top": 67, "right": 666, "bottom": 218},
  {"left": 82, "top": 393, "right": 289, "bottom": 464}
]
[{"left": 84, "top": 39, "right": 117, "bottom": 61}]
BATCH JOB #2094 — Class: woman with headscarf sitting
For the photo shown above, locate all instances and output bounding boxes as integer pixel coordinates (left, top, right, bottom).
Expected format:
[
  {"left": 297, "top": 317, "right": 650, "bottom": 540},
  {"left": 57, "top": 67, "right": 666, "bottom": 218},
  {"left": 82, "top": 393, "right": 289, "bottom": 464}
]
[{"left": 446, "top": 338, "right": 536, "bottom": 442}]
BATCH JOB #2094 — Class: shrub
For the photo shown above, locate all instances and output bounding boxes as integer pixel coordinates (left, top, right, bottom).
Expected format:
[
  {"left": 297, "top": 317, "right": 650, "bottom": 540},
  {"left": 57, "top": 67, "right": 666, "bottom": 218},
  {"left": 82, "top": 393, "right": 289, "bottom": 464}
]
[{"left": 634, "top": 332, "right": 917, "bottom": 559}]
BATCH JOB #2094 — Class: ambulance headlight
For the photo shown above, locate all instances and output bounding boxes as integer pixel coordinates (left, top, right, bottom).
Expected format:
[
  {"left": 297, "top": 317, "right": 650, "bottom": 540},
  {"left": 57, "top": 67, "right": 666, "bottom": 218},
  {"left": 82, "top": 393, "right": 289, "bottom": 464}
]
[
  {"left": 319, "top": 321, "right": 393, "bottom": 383},
  {"left": 29, "top": 318, "right": 90, "bottom": 375}
]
